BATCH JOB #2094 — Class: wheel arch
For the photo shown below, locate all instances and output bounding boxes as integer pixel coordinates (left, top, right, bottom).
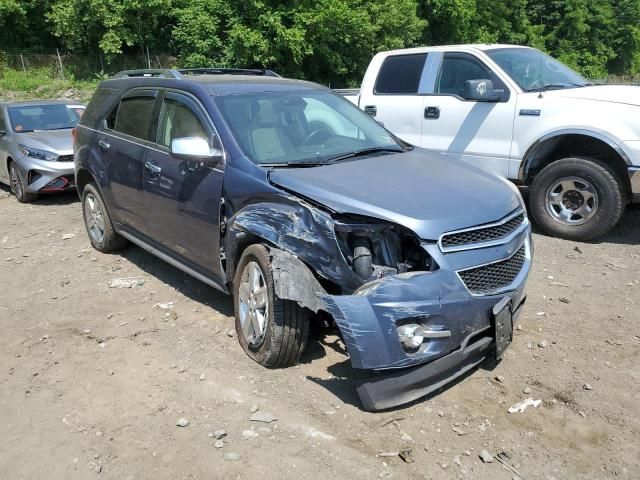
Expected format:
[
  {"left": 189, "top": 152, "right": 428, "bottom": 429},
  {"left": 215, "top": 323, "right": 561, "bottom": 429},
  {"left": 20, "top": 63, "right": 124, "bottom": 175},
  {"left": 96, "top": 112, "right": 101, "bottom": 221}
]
[
  {"left": 75, "top": 167, "right": 95, "bottom": 197},
  {"left": 520, "top": 129, "right": 631, "bottom": 194}
]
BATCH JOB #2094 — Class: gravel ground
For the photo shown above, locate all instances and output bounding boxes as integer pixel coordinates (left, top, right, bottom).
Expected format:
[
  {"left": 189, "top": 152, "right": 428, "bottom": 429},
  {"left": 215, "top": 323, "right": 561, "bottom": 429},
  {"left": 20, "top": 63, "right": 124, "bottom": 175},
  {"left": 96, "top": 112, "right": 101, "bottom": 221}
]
[{"left": 0, "top": 186, "right": 638, "bottom": 479}]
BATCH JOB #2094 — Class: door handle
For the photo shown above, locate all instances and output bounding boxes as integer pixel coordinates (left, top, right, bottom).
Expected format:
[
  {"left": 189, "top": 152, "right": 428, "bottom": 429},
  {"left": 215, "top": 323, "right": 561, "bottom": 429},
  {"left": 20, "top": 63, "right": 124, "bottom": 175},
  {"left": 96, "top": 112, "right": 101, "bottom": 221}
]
[
  {"left": 144, "top": 160, "right": 162, "bottom": 175},
  {"left": 98, "top": 139, "right": 110, "bottom": 151},
  {"left": 424, "top": 106, "right": 440, "bottom": 119},
  {"left": 364, "top": 105, "right": 377, "bottom": 117}
]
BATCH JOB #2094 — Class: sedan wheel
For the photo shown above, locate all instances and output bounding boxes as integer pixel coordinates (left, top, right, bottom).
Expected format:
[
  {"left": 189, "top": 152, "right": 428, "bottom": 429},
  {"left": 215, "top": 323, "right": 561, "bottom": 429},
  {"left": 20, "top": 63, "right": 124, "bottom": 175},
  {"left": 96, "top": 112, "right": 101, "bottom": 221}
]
[{"left": 9, "top": 163, "right": 23, "bottom": 199}]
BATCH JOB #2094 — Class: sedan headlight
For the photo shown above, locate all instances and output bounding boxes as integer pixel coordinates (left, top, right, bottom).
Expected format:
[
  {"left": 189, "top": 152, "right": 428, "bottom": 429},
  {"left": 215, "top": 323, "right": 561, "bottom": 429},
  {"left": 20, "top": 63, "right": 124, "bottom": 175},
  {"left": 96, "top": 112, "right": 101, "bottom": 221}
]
[{"left": 17, "top": 145, "right": 59, "bottom": 162}]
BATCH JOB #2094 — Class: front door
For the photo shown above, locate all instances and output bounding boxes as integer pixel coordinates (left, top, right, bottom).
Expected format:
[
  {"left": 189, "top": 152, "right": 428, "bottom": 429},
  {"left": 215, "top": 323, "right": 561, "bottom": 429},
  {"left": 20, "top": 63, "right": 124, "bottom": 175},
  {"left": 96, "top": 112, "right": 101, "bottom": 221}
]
[
  {"left": 143, "top": 91, "right": 225, "bottom": 281},
  {"left": 420, "top": 52, "right": 517, "bottom": 177}
]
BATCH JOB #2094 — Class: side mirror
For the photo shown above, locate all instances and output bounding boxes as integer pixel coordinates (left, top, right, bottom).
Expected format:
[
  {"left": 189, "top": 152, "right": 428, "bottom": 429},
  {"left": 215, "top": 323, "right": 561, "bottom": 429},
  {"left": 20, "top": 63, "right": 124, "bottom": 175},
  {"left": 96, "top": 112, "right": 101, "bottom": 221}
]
[
  {"left": 463, "top": 79, "right": 502, "bottom": 102},
  {"left": 170, "top": 137, "right": 223, "bottom": 167}
]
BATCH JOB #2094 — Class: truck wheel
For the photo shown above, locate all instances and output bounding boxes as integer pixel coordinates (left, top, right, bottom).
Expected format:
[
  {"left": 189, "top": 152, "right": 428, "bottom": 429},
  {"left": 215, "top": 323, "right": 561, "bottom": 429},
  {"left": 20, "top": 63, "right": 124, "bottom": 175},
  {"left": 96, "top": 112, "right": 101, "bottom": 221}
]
[
  {"left": 233, "top": 244, "right": 310, "bottom": 367},
  {"left": 82, "top": 183, "right": 128, "bottom": 252},
  {"left": 9, "top": 161, "right": 38, "bottom": 203},
  {"left": 530, "top": 157, "right": 624, "bottom": 241}
]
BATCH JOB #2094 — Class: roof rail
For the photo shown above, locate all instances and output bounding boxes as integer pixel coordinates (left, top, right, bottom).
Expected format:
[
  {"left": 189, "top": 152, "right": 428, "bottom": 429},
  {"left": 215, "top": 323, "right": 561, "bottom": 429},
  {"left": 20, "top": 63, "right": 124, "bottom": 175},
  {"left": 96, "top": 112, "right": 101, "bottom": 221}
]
[
  {"left": 178, "top": 68, "right": 280, "bottom": 77},
  {"left": 112, "top": 69, "right": 182, "bottom": 79}
]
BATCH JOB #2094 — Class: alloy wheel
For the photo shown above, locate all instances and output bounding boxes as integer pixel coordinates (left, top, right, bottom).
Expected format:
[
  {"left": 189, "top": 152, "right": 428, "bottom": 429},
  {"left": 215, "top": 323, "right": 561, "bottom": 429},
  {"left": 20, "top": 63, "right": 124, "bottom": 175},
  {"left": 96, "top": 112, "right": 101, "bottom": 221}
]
[
  {"left": 84, "top": 193, "right": 106, "bottom": 244},
  {"left": 9, "top": 164, "right": 23, "bottom": 199},
  {"left": 238, "top": 261, "right": 269, "bottom": 347},
  {"left": 545, "top": 176, "right": 599, "bottom": 226}
]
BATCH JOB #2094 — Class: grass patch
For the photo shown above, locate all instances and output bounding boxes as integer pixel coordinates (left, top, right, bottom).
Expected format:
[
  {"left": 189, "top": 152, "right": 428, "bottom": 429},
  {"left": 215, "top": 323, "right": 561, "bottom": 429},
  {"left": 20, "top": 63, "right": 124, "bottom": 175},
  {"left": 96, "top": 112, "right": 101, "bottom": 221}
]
[{"left": 0, "top": 68, "right": 97, "bottom": 103}]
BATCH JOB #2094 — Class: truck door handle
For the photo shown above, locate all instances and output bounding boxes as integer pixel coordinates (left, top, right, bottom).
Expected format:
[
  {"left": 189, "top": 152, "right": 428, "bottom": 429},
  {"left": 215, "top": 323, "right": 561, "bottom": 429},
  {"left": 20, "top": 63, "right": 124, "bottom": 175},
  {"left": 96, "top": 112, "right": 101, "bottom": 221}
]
[
  {"left": 364, "top": 105, "right": 377, "bottom": 117},
  {"left": 98, "top": 139, "right": 110, "bottom": 151},
  {"left": 144, "top": 161, "right": 162, "bottom": 175},
  {"left": 424, "top": 106, "right": 440, "bottom": 119}
]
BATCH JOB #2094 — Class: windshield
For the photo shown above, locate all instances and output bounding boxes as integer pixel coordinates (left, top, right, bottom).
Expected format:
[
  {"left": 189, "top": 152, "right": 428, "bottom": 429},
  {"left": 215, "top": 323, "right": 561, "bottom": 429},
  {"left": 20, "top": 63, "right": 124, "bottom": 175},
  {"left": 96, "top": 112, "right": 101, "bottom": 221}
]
[
  {"left": 486, "top": 48, "right": 588, "bottom": 92},
  {"left": 215, "top": 90, "right": 404, "bottom": 166},
  {"left": 8, "top": 104, "right": 84, "bottom": 133}
]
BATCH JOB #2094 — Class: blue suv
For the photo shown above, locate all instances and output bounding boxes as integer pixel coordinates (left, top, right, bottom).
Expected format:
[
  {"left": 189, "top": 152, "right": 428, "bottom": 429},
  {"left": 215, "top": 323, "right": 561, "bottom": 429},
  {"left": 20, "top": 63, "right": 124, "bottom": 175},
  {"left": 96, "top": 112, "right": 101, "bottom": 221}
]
[{"left": 74, "top": 68, "right": 532, "bottom": 410}]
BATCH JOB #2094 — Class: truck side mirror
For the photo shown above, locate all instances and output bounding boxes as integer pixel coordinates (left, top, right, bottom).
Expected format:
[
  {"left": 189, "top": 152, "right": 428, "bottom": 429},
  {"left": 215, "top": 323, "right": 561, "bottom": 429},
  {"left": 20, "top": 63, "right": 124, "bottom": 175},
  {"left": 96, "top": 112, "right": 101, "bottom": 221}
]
[{"left": 463, "top": 79, "right": 502, "bottom": 102}]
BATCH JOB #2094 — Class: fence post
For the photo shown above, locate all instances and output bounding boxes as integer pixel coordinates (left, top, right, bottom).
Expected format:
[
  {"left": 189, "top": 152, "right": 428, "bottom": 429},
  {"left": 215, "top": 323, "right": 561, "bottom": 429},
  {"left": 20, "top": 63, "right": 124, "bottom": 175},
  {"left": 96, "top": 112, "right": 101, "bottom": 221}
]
[
  {"left": 146, "top": 46, "right": 151, "bottom": 69},
  {"left": 56, "top": 49, "right": 65, "bottom": 80},
  {"left": 20, "top": 53, "right": 26, "bottom": 73}
]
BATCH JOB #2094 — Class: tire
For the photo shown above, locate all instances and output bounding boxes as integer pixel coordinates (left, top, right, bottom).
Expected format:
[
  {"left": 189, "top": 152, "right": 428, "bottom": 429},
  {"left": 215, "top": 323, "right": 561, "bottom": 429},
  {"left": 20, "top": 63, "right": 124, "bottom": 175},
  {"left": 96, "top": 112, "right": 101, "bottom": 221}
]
[
  {"left": 530, "top": 157, "right": 625, "bottom": 241},
  {"left": 9, "top": 161, "right": 38, "bottom": 203},
  {"left": 352, "top": 238, "right": 373, "bottom": 280},
  {"left": 233, "top": 244, "right": 310, "bottom": 368},
  {"left": 82, "top": 182, "right": 128, "bottom": 252}
]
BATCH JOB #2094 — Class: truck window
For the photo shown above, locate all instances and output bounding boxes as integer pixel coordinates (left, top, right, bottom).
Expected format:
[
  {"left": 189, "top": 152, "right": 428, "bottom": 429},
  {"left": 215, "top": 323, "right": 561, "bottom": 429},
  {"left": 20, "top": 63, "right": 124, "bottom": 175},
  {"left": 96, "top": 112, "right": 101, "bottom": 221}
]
[
  {"left": 374, "top": 53, "right": 427, "bottom": 95},
  {"left": 436, "top": 53, "right": 505, "bottom": 98},
  {"left": 156, "top": 97, "right": 208, "bottom": 148}
]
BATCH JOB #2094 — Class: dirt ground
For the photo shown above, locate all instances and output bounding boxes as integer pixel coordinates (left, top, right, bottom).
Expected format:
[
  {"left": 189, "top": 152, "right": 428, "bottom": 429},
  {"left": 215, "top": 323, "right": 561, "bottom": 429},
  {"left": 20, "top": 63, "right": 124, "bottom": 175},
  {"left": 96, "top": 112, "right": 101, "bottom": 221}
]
[{"left": 0, "top": 185, "right": 638, "bottom": 480}]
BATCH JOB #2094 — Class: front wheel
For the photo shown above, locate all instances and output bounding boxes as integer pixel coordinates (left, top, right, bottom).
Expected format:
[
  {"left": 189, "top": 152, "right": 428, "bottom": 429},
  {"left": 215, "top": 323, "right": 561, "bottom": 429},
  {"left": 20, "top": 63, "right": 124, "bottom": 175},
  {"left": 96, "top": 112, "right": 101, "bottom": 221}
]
[
  {"left": 9, "top": 161, "right": 38, "bottom": 203},
  {"left": 530, "top": 157, "right": 625, "bottom": 241},
  {"left": 233, "top": 244, "right": 310, "bottom": 367}
]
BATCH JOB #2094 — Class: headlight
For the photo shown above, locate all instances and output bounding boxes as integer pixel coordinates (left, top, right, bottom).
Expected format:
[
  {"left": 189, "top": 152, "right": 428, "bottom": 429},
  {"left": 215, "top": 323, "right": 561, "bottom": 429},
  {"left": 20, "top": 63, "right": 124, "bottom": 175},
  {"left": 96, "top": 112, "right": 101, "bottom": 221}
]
[
  {"left": 17, "top": 145, "right": 59, "bottom": 162},
  {"left": 334, "top": 216, "right": 436, "bottom": 281},
  {"left": 503, "top": 178, "right": 527, "bottom": 215}
]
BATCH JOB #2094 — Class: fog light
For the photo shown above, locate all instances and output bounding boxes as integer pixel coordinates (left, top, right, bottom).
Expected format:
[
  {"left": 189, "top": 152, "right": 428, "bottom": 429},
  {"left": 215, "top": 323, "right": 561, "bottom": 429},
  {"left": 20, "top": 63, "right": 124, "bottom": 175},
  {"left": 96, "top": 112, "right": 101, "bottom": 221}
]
[{"left": 397, "top": 324, "right": 424, "bottom": 349}]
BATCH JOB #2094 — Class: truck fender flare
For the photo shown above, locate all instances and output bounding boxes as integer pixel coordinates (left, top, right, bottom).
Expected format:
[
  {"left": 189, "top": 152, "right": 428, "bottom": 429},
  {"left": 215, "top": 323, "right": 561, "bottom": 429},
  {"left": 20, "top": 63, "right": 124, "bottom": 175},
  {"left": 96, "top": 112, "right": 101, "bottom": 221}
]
[{"left": 519, "top": 128, "right": 632, "bottom": 181}]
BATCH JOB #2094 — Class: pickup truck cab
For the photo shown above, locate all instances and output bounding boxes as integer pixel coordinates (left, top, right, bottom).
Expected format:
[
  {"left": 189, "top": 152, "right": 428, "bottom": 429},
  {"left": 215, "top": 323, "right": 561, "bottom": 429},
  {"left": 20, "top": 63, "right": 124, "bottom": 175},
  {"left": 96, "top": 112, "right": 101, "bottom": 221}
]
[{"left": 341, "top": 44, "right": 640, "bottom": 240}]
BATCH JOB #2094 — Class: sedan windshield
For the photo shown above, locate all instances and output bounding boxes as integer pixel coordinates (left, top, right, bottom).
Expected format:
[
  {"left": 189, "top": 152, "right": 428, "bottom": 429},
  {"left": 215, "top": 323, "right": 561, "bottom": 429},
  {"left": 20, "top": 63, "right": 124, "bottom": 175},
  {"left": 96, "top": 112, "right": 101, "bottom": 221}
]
[
  {"left": 486, "top": 47, "right": 588, "bottom": 92},
  {"left": 8, "top": 104, "right": 84, "bottom": 133},
  {"left": 215, "top": 90, "right": 405, "bottom": 166}
]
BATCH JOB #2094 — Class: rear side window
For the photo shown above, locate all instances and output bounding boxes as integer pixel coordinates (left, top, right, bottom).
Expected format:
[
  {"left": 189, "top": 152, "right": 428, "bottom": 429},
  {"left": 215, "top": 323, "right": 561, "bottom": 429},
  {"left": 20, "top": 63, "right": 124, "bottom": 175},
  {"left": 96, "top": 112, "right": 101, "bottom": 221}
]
[
  {"left": 0, "top": 111, "right": 5, "bottom": 132},
  {"left": 374, "top": 54, "right": 427, "bottom": 95},
  {"left": 113, "top": 96, "right": 155, "bottom": 141},
  {"left": 82, "top": 87, "right": 116, "bottom": 127}
]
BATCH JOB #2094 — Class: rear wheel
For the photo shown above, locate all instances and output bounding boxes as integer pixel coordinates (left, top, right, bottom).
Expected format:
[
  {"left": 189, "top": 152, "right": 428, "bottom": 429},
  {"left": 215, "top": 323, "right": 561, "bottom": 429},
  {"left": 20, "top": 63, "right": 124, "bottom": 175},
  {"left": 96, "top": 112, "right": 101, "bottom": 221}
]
[
  {"left": 82, "top": 183, "right": 128, "bottom": 252},
  {"left": 233, "top": 244, "right": 310, "bottom": 367},
  {"left": 9, "top": 161, "right": 37, "bottom": 203},
  {"left": 530, "top": 157, "right": 625, "bottom": 241}
]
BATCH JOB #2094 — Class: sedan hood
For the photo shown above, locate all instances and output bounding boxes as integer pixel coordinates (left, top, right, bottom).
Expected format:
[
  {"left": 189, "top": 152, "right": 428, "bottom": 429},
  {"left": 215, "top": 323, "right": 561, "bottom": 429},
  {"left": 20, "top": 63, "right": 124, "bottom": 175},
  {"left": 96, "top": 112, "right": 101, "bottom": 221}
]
[
  {"left": 269, "top": 149, "right": 521, "bottom": 240},
  {"left": 15, "top": 129, "right": 74, "bottom": 155}
]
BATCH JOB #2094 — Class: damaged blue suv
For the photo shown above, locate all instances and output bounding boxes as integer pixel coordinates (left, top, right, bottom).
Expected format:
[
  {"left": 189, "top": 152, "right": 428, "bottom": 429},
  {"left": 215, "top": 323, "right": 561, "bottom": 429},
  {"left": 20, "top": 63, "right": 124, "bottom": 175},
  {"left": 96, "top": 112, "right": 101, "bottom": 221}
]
[{"left": 74, "top": 68, "right": 532, "bottom": 411}]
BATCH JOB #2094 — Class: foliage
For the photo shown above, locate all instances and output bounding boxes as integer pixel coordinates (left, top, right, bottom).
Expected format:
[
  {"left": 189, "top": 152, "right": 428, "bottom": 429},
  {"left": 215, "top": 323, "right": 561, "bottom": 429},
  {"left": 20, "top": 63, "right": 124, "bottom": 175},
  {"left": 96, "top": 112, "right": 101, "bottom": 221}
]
[
  {"left": 0, "top": 0, "right": 639, "bottom": 84},
  {"left": 0, "top": 68, "right": 97, "bottom": 102}
]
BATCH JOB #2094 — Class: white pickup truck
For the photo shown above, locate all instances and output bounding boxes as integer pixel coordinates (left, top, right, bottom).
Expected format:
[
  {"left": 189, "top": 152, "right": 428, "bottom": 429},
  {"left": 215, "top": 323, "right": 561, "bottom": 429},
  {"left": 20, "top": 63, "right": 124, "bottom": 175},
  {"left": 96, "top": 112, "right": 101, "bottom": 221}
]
[{"left": 339, "top": 44, "right": 640, "bottom": 240}]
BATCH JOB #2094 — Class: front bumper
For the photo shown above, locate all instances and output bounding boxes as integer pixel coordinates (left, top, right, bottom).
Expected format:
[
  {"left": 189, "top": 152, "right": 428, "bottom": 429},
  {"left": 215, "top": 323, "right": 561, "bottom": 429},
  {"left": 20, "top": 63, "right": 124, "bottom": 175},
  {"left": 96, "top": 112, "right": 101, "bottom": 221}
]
[
  {"left": 355, "top": 295, "right": 526, "bottom": 411},
  {"left": 13, "top": 156, "right": 75, "bottom": 193},
  {"left": 320, "top": 227, "right": 531, "bottom": 410}
]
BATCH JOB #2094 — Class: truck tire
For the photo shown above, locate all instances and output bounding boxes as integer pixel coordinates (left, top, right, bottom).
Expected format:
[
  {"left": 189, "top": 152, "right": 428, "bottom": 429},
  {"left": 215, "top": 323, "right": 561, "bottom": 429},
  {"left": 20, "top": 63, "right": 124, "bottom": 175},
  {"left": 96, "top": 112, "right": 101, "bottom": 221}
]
[
  {"left": 233, "top": 244, "right": 310, "bottom": 368},
  {"left": 82, "top": 183, "right": 128, "bottom": 252},
  {"left": 530, "top": 157, "right": 624, "bottom": 241}
]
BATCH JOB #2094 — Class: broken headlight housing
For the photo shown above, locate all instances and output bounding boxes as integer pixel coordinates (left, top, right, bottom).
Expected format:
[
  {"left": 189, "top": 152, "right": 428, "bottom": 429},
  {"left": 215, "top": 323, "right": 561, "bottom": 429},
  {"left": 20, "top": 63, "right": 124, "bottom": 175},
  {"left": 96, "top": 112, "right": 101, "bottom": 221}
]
[{"left": 334, "top": 216, "right": 437, "bottom": 282}]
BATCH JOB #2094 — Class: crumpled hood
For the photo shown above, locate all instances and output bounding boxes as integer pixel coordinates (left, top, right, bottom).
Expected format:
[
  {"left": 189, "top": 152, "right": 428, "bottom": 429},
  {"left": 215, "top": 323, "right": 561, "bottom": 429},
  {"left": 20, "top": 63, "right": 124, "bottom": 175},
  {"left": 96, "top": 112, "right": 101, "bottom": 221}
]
[
  {"left": 15, "top": 130, "right": 74, "bottom": 155},
  {"left": 549, "top": 85, "right": 640, "bottom": 107},
  {"left": 270, "top": 149, "right": 521, "bottom": 240}
]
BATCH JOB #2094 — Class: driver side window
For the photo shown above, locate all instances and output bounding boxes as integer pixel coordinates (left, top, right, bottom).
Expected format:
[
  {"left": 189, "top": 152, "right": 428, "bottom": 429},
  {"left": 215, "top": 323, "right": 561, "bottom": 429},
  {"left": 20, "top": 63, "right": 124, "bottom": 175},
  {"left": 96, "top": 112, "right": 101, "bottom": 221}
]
[
  {"left": 436, "top": 53, "right": 506, "bottom": 98},
  {"left": 156, "top": 97, "right": 208, "bottom": 149}
]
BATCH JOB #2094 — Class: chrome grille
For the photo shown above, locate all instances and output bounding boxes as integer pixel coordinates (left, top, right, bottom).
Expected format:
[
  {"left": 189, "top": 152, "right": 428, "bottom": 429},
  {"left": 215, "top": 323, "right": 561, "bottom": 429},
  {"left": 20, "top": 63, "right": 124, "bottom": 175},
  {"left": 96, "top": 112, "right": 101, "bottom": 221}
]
[
  {"left": 58, "top": 154, "right": 74, "bottom": 163},
  {"left": 441, "top": 212, "right": 525, "bottom": 250},
  {"left": 458, "top": 245, "right": 526, "bottom": 295}
]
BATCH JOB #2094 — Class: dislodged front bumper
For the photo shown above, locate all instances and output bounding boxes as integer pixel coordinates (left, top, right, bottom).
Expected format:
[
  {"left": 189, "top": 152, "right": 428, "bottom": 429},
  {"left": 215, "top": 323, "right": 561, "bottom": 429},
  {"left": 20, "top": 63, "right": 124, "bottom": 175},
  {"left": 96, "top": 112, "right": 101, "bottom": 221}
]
[{"left": 319, "top": 228, "right": 531, "bottom": 411}]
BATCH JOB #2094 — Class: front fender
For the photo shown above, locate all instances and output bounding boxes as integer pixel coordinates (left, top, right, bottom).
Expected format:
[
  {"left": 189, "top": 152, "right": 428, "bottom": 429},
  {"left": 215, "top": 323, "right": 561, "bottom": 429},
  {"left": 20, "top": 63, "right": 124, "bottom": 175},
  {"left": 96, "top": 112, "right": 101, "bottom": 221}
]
[{"left": 225, "top": 200, "right": 363, "bottom": 293}]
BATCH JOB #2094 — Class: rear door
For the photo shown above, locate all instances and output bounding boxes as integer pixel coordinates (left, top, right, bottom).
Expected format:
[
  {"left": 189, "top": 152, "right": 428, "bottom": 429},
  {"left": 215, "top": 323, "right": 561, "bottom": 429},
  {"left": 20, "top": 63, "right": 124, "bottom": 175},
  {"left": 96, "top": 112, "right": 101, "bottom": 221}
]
[
  {"left": 358, "top": 53, "right": 429, "bottom": 146},
  {"left": 142, "top": 91, "right": 225, "bottom": 281},
  {"left": 420, "top": 52, "right": 516, "bottom": 176},
  {"left": 100, "top": 89, "right": 158, "bottom": 234}
]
